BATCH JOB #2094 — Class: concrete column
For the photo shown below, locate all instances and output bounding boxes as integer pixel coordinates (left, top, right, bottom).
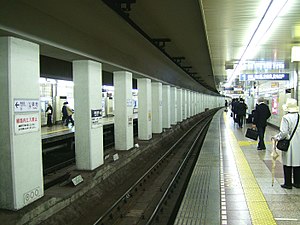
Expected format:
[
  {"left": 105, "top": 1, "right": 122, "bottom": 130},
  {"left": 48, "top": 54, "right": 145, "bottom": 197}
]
[
  {"left": 0, "top": 37, "right": 43, "bottom": 210},
  {"left": 187, "top": 90, "right": 191, "bottom": 118},
  {"left": 170, "top": 86, "right": 177, "bottom": 125},
  {"left": 73, "top": 60, "right": 103, "bottom": 170},
  {"left": 138, "top": 78, "right": 152, "bottom": 140},
  {"left": 177, "top": 88, "right": 182, "bottom": 122},
  {"left": 114, "top": 71, "right": 134, "bottom": 150},
  {"left": 151, "top": 82, "right": 163, "bottom": 133},
  {"left": 182, "top": 89, "right": 187, "bottom": 120},
  {"left": 162, "top": 85, "right": 171, "bottom": 129},
  {"left": 191, "top": 91, "right": 194, "bottom": 116}
]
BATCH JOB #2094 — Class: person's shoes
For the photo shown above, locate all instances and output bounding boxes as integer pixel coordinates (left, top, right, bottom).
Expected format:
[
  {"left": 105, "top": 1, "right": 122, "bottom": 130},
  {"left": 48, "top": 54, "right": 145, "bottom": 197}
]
[
  {"left": 281, "top": 184, "right": 292, "bottom": 189},
  {"left": 292, "top": 183, "right": 300, "bottom": 188},
  {"left": 257, "top": 148, "right": 262, "bottom": 150}
]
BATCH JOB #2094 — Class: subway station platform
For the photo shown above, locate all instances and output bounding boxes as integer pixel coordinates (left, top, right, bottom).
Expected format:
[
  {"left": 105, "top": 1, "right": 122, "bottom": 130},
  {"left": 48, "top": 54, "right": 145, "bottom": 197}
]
[
  {"left": 175, "top": 110, "right": 300, "bottom": 225},
  {"left": 1, "top": 110, "right": 300, "bottom": 225}
]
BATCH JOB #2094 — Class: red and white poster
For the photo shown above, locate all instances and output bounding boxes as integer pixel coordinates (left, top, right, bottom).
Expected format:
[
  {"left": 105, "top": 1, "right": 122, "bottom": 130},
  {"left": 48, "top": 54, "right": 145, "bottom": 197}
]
[{"left": 14, "top": 113, "right": 39, "bottom": 135}]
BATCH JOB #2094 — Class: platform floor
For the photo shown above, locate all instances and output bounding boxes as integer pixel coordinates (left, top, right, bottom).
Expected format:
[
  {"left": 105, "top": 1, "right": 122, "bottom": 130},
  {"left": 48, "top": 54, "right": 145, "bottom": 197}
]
[
  {"left": 41, "top": 114, "right": 138, "bottom": 140},
  {"left": 175, "top": 110, "right": 300, "bottom": 225}
]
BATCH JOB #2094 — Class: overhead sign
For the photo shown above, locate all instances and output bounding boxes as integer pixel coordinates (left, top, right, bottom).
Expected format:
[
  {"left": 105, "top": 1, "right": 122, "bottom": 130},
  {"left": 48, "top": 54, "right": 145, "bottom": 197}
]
[
  {"left": 15, "top": 113, "right": 39, "bottom": 135},
  {"left": 14, "top": 99, "right": 39, "bottom": 112},
  {"left": 239, "top": 73, "right": 289, "bottom": 81}
]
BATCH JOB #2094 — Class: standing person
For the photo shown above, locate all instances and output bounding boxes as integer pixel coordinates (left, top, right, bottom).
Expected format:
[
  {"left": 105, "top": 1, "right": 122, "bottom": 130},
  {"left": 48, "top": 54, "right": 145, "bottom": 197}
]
[
  {"left": 272, "top": 98, "right": 300, "bottom": 189},
  {"left": 45, "top": 103, "right": 53, "bottom": 127},
  {"left": 252, "top": 97, "right": 271, "bottom": 150},
  {"left": 231, "top": 98, "right": 238, "bottom": 122},
  {"left": 62, "top": 102, "right": 68, "bottom": 125},
  {"left": 66, "top": 103, "right": 75, "bottom": 127},
  {"left": 225, "top": 100, "right": 228, "bottom": 112},
  {"left": 236, "top": 98, "right": 247, "bottom": 128}
]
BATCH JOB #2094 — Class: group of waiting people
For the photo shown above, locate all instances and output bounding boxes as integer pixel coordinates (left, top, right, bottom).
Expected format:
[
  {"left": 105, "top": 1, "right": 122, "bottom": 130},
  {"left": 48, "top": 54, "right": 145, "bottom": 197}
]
[
  {"left": 230, "top": 98, "right": 248, "bottom": 128},
  {"left": 229, "top": 97, "right": 300, "bottom": 189}
]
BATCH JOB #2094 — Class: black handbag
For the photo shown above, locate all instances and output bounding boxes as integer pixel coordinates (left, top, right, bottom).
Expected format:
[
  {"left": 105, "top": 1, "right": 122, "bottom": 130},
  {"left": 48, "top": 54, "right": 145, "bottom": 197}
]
[
  {"left": 277, "top": 114, "right": 299, "bottom": 151},
  {"left": 245, "top": 128, "right": 258, "bottom": 140}
]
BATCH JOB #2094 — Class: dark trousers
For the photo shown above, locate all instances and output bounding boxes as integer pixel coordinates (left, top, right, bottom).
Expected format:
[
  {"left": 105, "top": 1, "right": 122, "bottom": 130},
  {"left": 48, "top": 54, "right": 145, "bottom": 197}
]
[
  {"left": 66, "top": 115, "right": 74, "bottom": 126},
  {"left": 257, "top": 126, "right": 266, "bottom": 149},
  {"left": 237, "top": 115, "right": 244, "bottom": 127},
  {"left": 283, "top": 165, "right": 300, "bottom": 186},
  {"left": 47, "top": 114, "right": 52, "bottom": 127}
]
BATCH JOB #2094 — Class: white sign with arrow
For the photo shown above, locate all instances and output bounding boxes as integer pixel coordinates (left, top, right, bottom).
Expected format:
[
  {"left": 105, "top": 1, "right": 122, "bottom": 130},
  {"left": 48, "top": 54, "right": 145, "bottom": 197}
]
[{"left": 14, "top": 99, "right": 39, "bottom": 113}]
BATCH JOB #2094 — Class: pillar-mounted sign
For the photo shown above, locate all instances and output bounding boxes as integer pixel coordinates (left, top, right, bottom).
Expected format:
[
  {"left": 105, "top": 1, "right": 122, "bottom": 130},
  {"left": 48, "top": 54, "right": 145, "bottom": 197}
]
[
  {"left": 14, "top": 99, "right": 40, "bottom": 135},
  {"left": 91, "top": 109, "right": 102, "bottom": 129}
]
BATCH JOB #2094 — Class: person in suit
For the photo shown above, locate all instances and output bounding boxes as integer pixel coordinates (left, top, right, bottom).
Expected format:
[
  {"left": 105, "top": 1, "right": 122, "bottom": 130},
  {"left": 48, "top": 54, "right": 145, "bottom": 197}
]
[
  {"left": 236, "top": 98, "right": 247, "bottom": 128},
  {"left": 252, "top": 97, "right": 271, "bottom": 150},
  {"left": 45, "top": 103, "right": 53, "bottom": 127},
  {"left": 272, "top": 98, "right": 300, "bottom": 189}
]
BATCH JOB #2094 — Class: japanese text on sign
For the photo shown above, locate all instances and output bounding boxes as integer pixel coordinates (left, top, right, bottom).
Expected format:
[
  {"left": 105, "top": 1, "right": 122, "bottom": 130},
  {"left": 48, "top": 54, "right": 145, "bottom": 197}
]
[
  {"left": 15, "top": 113, "right": 39, "bottom": 135},
  {"left": 91, "top": 109, "right": 102, "bottom": 129},
  {"left": 14, "top": 99, "right": 39, "bottom": 112}
]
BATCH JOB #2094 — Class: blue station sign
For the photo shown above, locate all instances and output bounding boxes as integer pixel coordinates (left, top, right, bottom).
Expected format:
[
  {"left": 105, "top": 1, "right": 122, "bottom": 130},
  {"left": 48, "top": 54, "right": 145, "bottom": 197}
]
[{"left": 239, "top": 73, "right": 289, "bottom": 81}]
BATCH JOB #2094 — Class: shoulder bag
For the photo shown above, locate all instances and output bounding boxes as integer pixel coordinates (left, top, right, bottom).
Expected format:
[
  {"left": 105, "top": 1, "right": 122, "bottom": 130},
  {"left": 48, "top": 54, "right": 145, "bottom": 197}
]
[{"left": 277, "top": 114, "right": 299, "bottom": 151}]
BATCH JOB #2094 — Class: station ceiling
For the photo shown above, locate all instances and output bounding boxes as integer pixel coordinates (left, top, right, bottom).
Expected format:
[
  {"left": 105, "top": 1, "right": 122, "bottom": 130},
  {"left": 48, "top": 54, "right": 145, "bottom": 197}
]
[{"left": 0, "top": 0, "right": 299, "bottom": 94}]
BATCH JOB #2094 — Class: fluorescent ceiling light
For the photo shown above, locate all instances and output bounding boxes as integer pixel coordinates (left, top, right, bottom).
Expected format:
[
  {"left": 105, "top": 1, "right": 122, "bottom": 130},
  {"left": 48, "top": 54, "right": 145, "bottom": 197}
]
[{"left": 226, "top": 0, "right": 289, "bottom": 86}]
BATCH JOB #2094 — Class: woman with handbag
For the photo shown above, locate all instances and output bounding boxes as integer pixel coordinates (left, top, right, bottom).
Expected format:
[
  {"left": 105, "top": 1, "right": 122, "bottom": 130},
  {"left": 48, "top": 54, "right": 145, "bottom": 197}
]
[{"left": 272, "top": 98, "right": 300, "bottom": 189}]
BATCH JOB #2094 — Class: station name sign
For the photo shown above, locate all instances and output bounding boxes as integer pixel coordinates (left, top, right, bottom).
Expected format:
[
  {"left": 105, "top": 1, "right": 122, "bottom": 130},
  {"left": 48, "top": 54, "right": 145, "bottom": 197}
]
[{"left": 239, "top": 73, "right": 289, "bottom": 81}]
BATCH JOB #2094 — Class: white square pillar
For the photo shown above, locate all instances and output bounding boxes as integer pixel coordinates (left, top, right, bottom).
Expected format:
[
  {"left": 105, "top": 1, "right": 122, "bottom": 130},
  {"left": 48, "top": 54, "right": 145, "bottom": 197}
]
[
  {"left": 162, "top": 85, "right": 171, "bottom": 129},
  {"left": 0, "top": 37, "right": 43, "bottom": 210},
  {"left": 177, "top": 88, "right": 183, "bottom": 122},
  {"left": 151, "top": 82, "right": 163, "bottom": 133},
  {"left": 138, "top": 78, "right": 152, "bottom": 140},
  {"left": 73, "top": 60, "right": 104, "bottom": 170},
  {"left": 187, "top": 90, "right": 191, "bottom": 118},
  {"left": 170, "top": 87, "right": 177, "bottom": 125},
  {"left": 182, "top": 89, "right": 187, "bottom": 120},
  {"left": 114, "top": 71, "right": 134, "bottom": 150}
]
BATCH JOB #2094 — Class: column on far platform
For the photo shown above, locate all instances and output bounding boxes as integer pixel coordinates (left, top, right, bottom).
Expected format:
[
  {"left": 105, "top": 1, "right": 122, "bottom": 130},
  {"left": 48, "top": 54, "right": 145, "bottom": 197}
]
[
  {"left": 73, "top": 60, "right": 103, "bottom": 170},
  {"left": 170, "top": 86, "right": 177, "bottom": 125},
  {"left": 187, "top": 90, "right": 191, "bottom": 118},
  {"left": 114, "top": 71, "right": 134, "bottom": 150},
  {"left": 137, "top": 78, "right": 152, "bottom": 140},
  {"left": 192, "top": 91, "right": 195, "bottom": 116},
  {"left": 162, "top": 85, "right": 171, "bottom": 129},
  {"left": 182, "top": 89, "right": 187, "bottom": 120},
  {"left": 177, "top": 88, "right": 183, "bottom": 122},
  {"left": 0, "top": 37, "right": 43, "bottom": 210},
  {"left": 151, "top": 82, "right": 163, "bottom": 133},
  {"left": 197, "top": 93, "right": 199, "bottom": 113}
]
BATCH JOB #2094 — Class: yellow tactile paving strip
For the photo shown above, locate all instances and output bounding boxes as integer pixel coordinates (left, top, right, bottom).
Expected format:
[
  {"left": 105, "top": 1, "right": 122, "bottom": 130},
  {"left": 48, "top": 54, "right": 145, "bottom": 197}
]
[{"left": 224, "top": 115, "right": 277, "bottom": 225}]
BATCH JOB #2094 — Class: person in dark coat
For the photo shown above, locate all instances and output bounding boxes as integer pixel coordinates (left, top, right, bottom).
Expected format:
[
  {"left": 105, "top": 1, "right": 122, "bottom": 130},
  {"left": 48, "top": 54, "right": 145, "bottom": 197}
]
[
  {"left": 236, "top": 98, "right": 247, "bottom": 128},
  {"left": 45, "top": 103, "right": 53, "bottom": 127},
  {"left": 231, "top": 98, "right": 239, "bottom": 122},
  {"left": 62, "top": 102, "right": 68, "bottom": 125},
  {"left": 252, "top": 97, "right": 271, "bottom": 150}
]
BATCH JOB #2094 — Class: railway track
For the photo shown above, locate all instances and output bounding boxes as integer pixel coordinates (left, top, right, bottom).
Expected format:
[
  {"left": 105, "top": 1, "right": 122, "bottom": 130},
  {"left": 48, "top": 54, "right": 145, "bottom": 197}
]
[{"left": 93, "top": 112, "right": 215, "bottom": 225}]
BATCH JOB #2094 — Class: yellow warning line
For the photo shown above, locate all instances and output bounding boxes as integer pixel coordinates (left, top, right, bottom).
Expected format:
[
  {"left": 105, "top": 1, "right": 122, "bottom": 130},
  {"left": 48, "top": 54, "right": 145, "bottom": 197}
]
[{"left": 224, "top": 114, "right": 276, "bottom": 225}]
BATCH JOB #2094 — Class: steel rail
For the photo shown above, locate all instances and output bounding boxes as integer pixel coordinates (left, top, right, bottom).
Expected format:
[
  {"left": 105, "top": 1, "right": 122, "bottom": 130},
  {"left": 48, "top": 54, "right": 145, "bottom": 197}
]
[
  {"left": 93, "top": 112, "right": 214, "bottom": 225},
  {"left": 145, "top": 116, "right": 212, "bottom": 225}
]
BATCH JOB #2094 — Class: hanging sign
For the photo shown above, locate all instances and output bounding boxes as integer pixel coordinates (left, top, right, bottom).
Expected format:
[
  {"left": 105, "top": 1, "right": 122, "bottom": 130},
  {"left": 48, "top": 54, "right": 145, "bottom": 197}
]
[
  {"left": 15, "top": 113, "right": 39, "bottom": 135},
  {"left": 239, "top": 73, "right": 289, "bottom": 81},
  {"left": 14, "top": 99, "right": 39, "bottom": 112},
  {"left": 91, "top": 109, "right": 102, "bottom": 129}
]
